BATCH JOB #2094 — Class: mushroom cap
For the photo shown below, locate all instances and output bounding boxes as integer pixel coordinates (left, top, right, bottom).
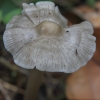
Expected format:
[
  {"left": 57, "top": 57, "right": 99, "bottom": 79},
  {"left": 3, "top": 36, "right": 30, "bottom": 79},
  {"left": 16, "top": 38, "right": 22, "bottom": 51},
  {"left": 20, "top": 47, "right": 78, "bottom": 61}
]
[{"left": 3, "top": 1, "right": 96, "bottom": 73}]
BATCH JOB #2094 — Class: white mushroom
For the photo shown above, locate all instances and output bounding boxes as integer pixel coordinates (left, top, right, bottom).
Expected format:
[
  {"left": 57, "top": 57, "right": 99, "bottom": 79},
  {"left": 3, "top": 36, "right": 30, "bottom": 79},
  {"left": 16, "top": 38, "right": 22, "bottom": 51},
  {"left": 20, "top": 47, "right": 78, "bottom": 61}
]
[{"left": 3, "top": 1, "right": 96, "bottom": 73}]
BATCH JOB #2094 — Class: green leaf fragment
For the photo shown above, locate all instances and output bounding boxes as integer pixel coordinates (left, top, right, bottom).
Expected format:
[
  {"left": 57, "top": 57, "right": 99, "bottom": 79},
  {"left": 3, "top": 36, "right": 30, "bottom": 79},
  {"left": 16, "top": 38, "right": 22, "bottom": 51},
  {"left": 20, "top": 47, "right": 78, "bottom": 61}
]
[{"left": 3, "top": 9, "right": 22, "bottom": 24}]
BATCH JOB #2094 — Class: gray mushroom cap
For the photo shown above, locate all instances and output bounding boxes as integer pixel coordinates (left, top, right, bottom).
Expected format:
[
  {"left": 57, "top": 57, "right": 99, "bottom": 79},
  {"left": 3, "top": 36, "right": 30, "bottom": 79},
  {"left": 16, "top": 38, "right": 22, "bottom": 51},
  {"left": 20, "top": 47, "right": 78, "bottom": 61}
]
[{"left": 3, "top": 1, "right": 96, "bottom": 73}]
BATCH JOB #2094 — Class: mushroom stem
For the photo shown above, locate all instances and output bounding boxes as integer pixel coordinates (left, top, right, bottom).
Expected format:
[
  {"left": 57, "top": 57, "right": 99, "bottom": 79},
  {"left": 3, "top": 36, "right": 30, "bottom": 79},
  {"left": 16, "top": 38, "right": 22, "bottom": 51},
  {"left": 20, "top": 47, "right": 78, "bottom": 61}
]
[{"left": 24, "top": 68, "right": 44, "bottom": 100}]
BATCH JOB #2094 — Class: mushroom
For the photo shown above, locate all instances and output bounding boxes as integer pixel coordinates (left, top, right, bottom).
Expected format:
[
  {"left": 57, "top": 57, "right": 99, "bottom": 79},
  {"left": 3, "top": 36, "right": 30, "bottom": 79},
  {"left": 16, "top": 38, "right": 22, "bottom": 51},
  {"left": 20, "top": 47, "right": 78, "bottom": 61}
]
[{"left": 3, "top": 1, "right": 96, "bottom": 100}]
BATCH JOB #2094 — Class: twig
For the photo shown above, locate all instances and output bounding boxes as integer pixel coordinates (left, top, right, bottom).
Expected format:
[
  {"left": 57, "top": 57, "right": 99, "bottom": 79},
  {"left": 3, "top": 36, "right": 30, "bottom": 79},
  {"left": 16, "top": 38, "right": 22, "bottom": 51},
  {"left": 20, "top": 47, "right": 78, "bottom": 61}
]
[
  {"left": 0, "top": 57, "right": 29, "bottom": 75},
  {"left": 0, "top": 80, "right": 11, "bottom": 100},
  {"left": 0, "top": 79, "right": 24, "bottom": 95}
]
